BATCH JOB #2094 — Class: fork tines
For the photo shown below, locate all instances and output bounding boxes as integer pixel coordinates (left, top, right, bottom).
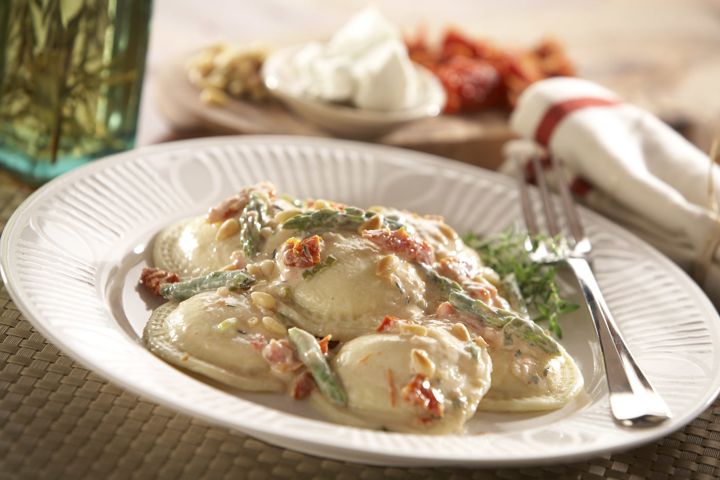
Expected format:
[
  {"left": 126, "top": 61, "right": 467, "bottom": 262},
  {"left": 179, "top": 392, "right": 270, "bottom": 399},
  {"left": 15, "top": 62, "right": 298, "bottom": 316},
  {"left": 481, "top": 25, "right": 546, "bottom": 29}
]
[{"left": 504, "top": 140, "right": 590, "bottom": 256}]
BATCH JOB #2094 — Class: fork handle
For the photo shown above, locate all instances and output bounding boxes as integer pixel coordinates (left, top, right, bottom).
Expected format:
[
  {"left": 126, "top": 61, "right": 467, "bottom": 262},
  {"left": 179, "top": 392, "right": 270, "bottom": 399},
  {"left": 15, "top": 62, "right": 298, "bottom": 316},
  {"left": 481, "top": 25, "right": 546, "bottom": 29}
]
[{"left": 565, "top": 257, "right": 671, "bottom": 426}]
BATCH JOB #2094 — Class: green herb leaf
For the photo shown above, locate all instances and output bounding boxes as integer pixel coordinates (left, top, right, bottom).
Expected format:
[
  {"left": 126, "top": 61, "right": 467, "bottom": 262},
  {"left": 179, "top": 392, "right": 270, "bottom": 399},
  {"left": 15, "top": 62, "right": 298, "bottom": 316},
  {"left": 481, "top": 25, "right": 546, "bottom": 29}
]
[
  {"left": 463, "top": 231, "right": 578, "bottom": 339},
  {"left": 302, "top": 255, "right": 337, "bottom": 279}
]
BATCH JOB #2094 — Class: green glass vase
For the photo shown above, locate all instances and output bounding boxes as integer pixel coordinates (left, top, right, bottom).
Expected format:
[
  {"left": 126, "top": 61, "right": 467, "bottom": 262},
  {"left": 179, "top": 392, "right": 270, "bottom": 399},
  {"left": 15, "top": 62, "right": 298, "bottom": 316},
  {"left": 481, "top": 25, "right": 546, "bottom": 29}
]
[{"left": 0, "top": 0, "right": 153, "bottom": 185}]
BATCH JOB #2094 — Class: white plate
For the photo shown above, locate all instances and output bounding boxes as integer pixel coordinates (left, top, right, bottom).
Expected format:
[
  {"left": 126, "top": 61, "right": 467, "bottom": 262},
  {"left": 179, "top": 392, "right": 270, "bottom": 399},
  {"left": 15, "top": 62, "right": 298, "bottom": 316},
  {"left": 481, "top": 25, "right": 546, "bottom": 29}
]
[{"left": 1, "top": 136, "right": 719, "bottom": 467}]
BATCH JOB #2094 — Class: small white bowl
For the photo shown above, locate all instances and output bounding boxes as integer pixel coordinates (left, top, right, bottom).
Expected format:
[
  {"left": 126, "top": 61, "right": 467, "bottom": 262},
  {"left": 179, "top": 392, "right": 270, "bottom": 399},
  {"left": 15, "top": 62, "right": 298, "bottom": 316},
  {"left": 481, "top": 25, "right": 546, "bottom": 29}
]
[{"left": 262, "top": 45, "right": 446, "bottom": 139}]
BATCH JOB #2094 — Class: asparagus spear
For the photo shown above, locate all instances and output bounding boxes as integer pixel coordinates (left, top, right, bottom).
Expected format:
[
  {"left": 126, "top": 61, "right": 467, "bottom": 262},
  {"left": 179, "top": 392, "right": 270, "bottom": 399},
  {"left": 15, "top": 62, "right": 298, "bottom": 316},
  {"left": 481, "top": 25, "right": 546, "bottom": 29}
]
[
  {"left": 500, "top": 273, "right": 529, "bottom": 318},
  {"left": 282, "top": 207, "right": 403, "bottom": 232},
  {"left": 448, "top": 291, "right": 560, "bottom": 355},
  {"left": 418, "top": 263, "right": 559, "bottom": 354},
  {"left": 282, "top": 208, "right": 367, "bottom": 231},
  {"left": 417, "top": 263, "right": 462, "bottom": 295},
  {"left": 239, "top": 194, "right": 268, "bottom": 258},
  {"left": 159, "top": 270, "right": 256, "bottom": 301},
  {"left": 288, "top": 327, "right": 348, "bottom": 406}
]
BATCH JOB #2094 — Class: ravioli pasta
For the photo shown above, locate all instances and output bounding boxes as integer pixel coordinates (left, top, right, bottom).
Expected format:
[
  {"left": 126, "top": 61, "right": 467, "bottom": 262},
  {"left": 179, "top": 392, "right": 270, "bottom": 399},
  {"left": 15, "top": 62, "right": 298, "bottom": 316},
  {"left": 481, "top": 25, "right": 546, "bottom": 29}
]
[{"left": 142, "top": 182, "right": 583, "bottom": 434}]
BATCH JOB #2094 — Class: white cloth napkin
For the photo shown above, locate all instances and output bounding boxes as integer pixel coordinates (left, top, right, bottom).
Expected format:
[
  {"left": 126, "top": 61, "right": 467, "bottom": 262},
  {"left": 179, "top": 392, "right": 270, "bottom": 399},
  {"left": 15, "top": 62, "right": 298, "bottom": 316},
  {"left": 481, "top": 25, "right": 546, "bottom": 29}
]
[{"left": 506, "top": 77, "right": 720, "bottom": 306}]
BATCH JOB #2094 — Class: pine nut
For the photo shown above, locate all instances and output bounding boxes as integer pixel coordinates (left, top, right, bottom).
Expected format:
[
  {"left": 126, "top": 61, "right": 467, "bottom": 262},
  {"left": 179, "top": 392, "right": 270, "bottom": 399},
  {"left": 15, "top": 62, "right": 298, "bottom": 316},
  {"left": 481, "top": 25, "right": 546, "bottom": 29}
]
[
  {"left": 359, "top": 214, "right": 383, "bottom": 232},
  {"left": 451, "top": 323, "right": 471, "bottom": 342},
  {"left": 400, "top": 323, "right": 428, "bottom": 337},
  {"left": 473, "top": 336, "right": 488, "bottom": 348},
  {"left": 215, "top": 317, "right": 238, "bottom": 332},
  {"left": 274, "top": 209, "right": 302, "bottom": 224},
  {"left": 262, "top": 316, "right": 286, "bottom": 336},
  {"left": 246, "top": 263, "right": 262, "bottom": 276},
  {"left": 216, "top": 218, "right": 240, "bottom": 241},
  {"left": 260, "top": 259, "right": 276, "bottom": 277},
  {"left": 410, "top": 349, "right": 436, "bottom": 377},
  {"left": 438, "top": 223, "right": 457, "bottom": 240},
  {"left": 313, "top": 199, "right": 329, "bottom": 210},
  {"left": 376, "top": 255, "right": 399, "bottom": 277},
  {"left": 251, "top": 291, "right": 276, "bottom": 310}
]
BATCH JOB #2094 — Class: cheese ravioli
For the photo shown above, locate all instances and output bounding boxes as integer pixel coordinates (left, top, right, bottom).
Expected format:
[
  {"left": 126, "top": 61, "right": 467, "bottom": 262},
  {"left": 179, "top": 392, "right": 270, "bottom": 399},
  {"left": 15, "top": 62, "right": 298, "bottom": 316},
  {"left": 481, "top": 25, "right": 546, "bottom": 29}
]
[{"left": 142, "top": 182, "right": 584, "bottom": 434}]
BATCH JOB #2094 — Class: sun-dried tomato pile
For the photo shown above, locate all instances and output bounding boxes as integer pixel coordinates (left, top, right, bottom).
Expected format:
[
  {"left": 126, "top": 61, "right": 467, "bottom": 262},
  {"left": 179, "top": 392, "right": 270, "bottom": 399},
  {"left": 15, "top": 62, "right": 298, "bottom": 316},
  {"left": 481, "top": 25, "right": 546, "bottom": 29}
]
[{"left": 407, "top": 29, "right": 574, "bottom": 114}]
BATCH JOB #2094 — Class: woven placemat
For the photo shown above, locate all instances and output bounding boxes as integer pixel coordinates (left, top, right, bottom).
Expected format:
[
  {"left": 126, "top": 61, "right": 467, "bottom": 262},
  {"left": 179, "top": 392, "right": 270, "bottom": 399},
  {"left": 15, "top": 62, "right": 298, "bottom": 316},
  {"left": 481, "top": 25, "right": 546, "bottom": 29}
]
[{"left": 1, "top": 175, "right": 719, "bottom": 480}]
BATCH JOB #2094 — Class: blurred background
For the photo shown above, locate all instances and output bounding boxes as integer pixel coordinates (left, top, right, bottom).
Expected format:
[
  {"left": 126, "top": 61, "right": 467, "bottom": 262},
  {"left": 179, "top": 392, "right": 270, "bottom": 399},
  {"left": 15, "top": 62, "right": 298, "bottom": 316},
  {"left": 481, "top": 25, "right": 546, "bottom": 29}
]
[
  {"left": 1, "top": 0, "right": 719, "bottom": 185},
  {"left": 139, "top": 0, "right": 720, "bottom": 151}
]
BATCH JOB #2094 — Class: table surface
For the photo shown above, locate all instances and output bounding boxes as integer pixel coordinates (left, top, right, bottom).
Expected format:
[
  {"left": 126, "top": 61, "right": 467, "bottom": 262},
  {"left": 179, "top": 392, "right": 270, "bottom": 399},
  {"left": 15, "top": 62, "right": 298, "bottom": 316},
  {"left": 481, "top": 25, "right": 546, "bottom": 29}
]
[{"left": 3, "top": 1, "right": 720, "bottom": 478}]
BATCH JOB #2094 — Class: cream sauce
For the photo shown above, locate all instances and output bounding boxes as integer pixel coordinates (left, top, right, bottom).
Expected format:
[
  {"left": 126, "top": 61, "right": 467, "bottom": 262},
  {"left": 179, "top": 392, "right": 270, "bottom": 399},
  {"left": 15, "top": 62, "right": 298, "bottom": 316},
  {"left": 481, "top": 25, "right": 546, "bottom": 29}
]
[
  {"left": 275, "top": 232, "right": 426, "bottom": 341},
  {"left": 164, "top": 291, "right": 288, "bottom": 385},
  {"left": 320, "top": 327, "right": 492, "bottom": 433}
]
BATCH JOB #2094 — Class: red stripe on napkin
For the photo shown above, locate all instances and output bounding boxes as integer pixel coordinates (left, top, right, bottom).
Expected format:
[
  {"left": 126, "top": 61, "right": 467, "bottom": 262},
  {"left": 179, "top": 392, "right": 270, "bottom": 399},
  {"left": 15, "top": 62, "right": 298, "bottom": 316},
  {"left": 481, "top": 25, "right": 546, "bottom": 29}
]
[{"left": 534, "top": 97, "right": 621, "bottom": 146}]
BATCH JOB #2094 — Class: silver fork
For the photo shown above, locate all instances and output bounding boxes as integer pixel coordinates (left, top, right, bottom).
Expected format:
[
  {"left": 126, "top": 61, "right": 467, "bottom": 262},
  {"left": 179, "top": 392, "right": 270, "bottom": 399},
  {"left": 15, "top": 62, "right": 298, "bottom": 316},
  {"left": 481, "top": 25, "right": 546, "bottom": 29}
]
[{"left": 508, "top": 141, "right": 672, "bottom": 427}]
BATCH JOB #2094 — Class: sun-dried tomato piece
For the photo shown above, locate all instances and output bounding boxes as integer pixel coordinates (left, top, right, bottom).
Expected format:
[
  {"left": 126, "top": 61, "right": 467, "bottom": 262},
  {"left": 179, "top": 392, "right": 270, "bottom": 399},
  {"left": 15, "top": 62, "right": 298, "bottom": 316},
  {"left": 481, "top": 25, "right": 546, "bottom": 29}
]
[
  {"left": 464, "top": 280, "right": 503, "bottom": 307},
  {"left": 249, "top": 334, "right": 268, "bottom": 352},
  {"left": 139, "top": 267, "right": 180, "bottom": 296},
  {"left": 222, "top": 250, "right": 247, "bottom": 271},
  {"left": 440, "top": 29, "right": 492, "bottom": 60},
  {"left": 282, "top": 235, "right": 324, "bottom": 268},
  {"left": 206, "top": 194, "right": 247, "bottom": 223},
  {"left": 362, "top": 228, "right": 435, "bottom": 265},
  {"left": 262, "top": 339, "right": 302, "bottom": 373},
  {"left": 497, "top": 53, "right": 543, "bottom": 106},
  {"left": 433, "top": 56, "right": 505, "bottom": 114},
  {"left": 318, "top": 335, "right": 332, "bottom": 355},
  {"left": 206, "top": 183, "right": 276, "bottom": 223},
  {"left": 532, "top": 38, "right": 575, "bottom": 77},
  {"left": 401, "top": 374, "right": 444, "bottom": 418},
  {"left": 435, "top": 302, "right": 457, "bottom": 319},
  {"left": 406, "top": 29, "right": 434, "bottom": 68},
  {"left": 437, "top": 256, "right": 478, "bottom": 284},
  {"left": 405, "top": 28, "right": 574, "bottom": 114},
  {"left": 376, "top": 315, "right": 399, "bottom": 333},
  {"left": 291, "top": 371, "right": 315, "bottom": 400}
]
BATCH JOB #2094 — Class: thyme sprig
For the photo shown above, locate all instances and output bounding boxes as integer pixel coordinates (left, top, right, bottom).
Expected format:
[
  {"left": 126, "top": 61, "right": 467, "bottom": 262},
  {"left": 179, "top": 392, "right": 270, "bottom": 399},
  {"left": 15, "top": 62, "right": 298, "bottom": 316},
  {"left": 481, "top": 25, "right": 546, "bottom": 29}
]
[{"left": 464, "top": 232, "right": 577, "bottom": 339}]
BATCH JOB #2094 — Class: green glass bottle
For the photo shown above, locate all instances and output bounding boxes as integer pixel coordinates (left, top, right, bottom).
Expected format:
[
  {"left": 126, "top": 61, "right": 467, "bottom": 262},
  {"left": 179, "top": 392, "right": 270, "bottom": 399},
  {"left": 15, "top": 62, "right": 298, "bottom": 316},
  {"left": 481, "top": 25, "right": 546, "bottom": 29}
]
[{"left": 0, "top": 0, "right": 153, "bottom": 184}]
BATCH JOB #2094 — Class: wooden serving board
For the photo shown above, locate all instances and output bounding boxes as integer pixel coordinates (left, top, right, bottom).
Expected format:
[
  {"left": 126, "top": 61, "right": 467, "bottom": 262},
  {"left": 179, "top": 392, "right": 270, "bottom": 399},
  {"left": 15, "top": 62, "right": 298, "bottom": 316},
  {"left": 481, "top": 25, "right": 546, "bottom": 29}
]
[{"left": 154, "top": 58, "right": 514, "bottom": 170}]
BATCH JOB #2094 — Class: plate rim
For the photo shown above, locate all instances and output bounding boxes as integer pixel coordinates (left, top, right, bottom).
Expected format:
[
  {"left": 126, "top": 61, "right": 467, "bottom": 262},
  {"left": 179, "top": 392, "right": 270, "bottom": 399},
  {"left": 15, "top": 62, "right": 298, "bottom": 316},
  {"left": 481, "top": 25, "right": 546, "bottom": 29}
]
[{"left": 2, "top": 135, "right": 719, "bottom": 467}]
